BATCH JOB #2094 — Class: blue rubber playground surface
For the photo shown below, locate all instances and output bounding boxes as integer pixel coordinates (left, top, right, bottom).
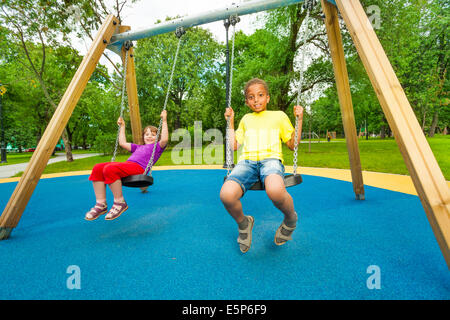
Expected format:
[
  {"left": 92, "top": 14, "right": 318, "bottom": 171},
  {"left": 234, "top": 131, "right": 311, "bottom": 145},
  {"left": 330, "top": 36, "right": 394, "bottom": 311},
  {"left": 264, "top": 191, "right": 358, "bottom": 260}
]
[{"left": 0, "top": 169, "right": 448, "bottom": 299}]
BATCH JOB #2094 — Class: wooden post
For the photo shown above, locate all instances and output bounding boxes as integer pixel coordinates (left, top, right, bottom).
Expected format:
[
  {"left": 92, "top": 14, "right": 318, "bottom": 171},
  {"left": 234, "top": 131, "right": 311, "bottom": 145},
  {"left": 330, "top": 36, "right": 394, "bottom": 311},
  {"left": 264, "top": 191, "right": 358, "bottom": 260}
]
[
  {"left": 119, "top": 26, "right": 143, "bottom": 144},
  {"left": 336, "top": 0, "right": 450, "bottom": 268},
  {"left": 321, "top": 0, "right": 365, "bottom": 200},
  {"left": 0, "top": 15, "right": 120, "bottom": 239}
]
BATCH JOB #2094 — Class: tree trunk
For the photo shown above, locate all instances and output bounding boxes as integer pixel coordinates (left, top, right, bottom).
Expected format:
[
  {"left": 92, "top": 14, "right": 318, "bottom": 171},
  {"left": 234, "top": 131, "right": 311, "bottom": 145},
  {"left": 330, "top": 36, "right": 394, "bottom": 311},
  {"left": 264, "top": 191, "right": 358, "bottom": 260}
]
[
  {"left": 428, "top": 110, "right": 439, "bottom": 137},
  {"left": 380, "top": 125, "right": 386, "bottom": 139},
  {"left": 61, "top": 129, "right": 73, "bottom": 162},
  {"left": 421, "top": 107, "right": 427, "bottom": 132}
]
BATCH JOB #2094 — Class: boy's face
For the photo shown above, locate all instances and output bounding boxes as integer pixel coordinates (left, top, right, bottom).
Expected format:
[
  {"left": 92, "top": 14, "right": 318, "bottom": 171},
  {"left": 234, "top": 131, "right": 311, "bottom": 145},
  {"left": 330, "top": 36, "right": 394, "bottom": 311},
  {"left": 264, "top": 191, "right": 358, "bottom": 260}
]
[
  {"left": 144, "top": 128, "right": 157, "bottom": 144},
  {"left": 245, "top": 83, "right": 270, "bottom": 113}
]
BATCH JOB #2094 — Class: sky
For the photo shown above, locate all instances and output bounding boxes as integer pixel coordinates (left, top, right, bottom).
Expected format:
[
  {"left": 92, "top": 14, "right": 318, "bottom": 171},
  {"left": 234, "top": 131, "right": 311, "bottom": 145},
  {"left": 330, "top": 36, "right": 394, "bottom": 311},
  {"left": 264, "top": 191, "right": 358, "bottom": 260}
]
[
  {"left": 69, "top": 0, "right": 324, "bottom": 104},
  {"left": 72, "top": 0, "right": 263, "bottom": 70}
]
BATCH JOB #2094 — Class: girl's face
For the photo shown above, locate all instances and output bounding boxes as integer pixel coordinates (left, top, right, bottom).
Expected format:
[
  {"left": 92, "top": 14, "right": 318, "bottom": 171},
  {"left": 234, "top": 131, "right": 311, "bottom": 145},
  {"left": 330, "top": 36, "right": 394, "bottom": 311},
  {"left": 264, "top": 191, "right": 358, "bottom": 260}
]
[
  {"left": 144, "top": 128, "right": 157, "bottom": 144},
  {"left": 245, "top": 83, "right": 270, "bottom": 113}
]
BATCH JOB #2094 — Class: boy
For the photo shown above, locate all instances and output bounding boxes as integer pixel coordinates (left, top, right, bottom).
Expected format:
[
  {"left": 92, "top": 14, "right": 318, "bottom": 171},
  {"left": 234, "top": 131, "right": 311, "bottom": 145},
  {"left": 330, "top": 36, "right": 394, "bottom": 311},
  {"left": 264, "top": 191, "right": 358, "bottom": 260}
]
[{"left": 220, "top": 78, "right": 303, "bottom": 253}]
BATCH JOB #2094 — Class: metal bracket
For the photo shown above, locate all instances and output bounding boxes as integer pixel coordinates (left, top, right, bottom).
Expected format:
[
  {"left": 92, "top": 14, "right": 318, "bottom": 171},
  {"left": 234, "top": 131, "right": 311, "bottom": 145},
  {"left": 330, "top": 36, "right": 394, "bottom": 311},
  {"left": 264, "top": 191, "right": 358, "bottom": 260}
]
[
  {"left": 303, "top": 0, "right": 317, "bottom": 11},
  {"left": 0, "top": 227, "right": 13, "bottom": 240},
  {"left": 175, "top": 26, "right": 186, "bottom": 39},
  {"left": 229, "top": 14, "right": 240, "bottom": 26},
  {"left": 123, "top": 40, "right": 133, "bottom": 51}
]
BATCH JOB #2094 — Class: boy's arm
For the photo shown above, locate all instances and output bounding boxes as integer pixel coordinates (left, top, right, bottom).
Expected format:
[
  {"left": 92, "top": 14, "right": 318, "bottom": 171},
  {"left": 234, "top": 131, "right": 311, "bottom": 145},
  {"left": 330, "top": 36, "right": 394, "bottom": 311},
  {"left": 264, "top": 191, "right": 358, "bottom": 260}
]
[
  {"left": 224, "top": 107, "right": 240, "bottom": 151},
  {"left": 118, "top": 117, "right": 132, "bottom": 152},
  {"left": 159, "top": 110, "right": 169, "bottom": 149},
  {"left": 286, "top": 106, "right": 304, "bottom": 151}
]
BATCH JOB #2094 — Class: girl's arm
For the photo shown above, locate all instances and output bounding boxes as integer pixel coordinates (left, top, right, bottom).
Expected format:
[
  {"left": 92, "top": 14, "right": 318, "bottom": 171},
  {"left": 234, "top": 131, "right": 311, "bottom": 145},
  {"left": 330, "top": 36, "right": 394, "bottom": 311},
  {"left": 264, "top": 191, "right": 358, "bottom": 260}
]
[
  {"left": 159, "top": 110, "right": 169, "bottom": 149},
  {"left": 224, "top": 107, "right": 240, "bottom": 150},
  {"left": 286, "top": 106, "right": 304, "bottom": 151},
  {"left": 117, "top": 117, "right": 132, "bottom": 152}
]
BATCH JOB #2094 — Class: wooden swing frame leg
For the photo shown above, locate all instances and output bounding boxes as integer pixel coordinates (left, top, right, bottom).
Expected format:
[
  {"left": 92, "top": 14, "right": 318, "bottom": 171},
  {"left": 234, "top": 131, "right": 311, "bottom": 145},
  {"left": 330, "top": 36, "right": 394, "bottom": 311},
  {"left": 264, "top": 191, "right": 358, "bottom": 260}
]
[
  {"left": 321, "top": 0, "right": 365, "bottom": 200},
  {"left": 0, "top": 15, "right": 120, "bottom": 239},
  {"left": 119, "top": 25, "right": 143, "bottom": 145},
  {"left": 335, "top": 0, "right": 450, "bottom": 268}
]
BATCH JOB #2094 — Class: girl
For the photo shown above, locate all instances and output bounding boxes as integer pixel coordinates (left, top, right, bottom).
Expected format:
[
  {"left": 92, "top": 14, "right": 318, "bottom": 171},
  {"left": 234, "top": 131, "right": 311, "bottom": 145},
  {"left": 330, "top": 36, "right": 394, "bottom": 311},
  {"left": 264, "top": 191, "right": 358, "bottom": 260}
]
[{"left": 85, "top": 110, "right": 168, "bottom": 221}]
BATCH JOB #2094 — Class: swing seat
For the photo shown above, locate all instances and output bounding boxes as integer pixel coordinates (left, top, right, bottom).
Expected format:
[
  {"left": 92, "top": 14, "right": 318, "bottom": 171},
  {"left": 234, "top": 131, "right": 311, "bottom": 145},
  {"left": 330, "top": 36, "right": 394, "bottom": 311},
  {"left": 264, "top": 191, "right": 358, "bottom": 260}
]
[
  {"left": 249, "top": 173, "right": 303, "bottom": 190},
  {"left": 121, "top": 174, "right": 154, "bottom": 188},
  {"left": 223, "top": 173, "right": 302, "bottom": 190}
]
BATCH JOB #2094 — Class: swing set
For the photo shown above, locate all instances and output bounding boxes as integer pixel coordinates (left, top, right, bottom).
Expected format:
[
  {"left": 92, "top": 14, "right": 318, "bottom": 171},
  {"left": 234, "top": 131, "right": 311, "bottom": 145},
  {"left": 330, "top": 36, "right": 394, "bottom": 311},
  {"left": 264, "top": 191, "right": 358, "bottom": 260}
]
[{"left": 0, "top": 0, "right": 448, "bottom": 270}]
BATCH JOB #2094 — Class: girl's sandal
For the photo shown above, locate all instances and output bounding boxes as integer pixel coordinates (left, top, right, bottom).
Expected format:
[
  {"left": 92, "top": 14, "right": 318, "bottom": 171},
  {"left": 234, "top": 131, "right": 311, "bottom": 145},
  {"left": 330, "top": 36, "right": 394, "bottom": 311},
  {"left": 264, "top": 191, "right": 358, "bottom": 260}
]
[
  {"left": 105, "top": 201, "right": 128, "bottom": 221},
  {"left": 85, "top": 203, "right": 108, "bottom": 221},
  {"left": 237, "top": 215, "right": 254, "bottom": 253},
  {"left": 274, "top": 221, "right": 296, "bottom": 246}
]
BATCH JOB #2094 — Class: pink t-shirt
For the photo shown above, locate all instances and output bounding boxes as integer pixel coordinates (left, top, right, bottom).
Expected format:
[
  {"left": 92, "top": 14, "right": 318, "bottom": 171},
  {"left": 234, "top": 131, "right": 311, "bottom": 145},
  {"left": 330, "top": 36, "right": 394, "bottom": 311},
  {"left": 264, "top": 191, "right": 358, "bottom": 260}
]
[{"left": 127, "top": 142, "right": 166, "bottom": 170}]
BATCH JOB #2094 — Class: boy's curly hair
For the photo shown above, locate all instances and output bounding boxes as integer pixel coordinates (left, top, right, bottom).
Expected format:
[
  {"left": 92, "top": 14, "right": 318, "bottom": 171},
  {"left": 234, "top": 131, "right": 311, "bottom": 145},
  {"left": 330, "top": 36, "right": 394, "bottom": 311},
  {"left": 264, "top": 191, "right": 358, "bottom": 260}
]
[{"left": 243, "top": 78, "right": 269, "bottom": 98}]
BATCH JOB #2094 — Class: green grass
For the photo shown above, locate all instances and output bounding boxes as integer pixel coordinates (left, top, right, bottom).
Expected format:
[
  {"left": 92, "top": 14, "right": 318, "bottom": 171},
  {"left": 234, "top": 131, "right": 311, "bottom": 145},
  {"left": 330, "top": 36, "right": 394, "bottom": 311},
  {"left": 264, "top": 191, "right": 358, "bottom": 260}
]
[
  {"left": 0, "top": 153, "right": 33, "bottom": 166},
  {"left": 0, "top": 153, "right": 59, "bottom": 166},
  {"left": 10, "top": 135, "right": 450, "bottom": 180}
]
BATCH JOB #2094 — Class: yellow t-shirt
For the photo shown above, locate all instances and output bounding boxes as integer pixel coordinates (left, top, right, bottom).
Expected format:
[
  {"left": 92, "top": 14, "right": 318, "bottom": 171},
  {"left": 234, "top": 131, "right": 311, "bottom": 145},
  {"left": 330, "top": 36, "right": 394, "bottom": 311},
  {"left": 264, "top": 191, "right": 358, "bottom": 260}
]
[{"left": 235, "top": 110, "right": 294, "bottom": 163}]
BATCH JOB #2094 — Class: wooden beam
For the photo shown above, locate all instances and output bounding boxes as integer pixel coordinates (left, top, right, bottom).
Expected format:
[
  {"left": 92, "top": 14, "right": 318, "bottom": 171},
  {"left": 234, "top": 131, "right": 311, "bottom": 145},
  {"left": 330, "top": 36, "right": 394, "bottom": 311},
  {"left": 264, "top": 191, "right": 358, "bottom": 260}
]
[
  {"left": 119, "top": 26, "right": 143, "bottom": 144},
  {"left": 321, "top": 0, "right": 365, "bottom": 200},
  {"left": 336, "top": 0, "right": 450, "bottom": 268},
  {"left": 0, "top": 15, "right": 120, "bottom": 239}
]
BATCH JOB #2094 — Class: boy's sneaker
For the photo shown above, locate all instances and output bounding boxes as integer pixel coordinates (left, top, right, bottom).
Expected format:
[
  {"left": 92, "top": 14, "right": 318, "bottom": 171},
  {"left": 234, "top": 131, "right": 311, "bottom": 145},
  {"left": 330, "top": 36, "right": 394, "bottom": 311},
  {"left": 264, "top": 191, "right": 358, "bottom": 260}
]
[{"left": 237, "top": 215, "right": 254, "bottom": 253}]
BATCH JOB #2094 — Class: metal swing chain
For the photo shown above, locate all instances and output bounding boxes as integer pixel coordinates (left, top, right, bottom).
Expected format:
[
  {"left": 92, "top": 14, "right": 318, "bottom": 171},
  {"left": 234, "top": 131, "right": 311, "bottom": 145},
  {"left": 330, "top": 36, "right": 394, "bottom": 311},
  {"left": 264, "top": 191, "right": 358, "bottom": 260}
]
[
  {"left": 293, "top": 3, "right": 314, "bottom": 175},
  {"left": 145, "top": 27, "right": 186, "bottom": 176},
  {"left": 225, "top": 15, "right": 239, "bottom": 176},
  {"left": 111, "top": 45, "right": 131, "bottom": 162}
]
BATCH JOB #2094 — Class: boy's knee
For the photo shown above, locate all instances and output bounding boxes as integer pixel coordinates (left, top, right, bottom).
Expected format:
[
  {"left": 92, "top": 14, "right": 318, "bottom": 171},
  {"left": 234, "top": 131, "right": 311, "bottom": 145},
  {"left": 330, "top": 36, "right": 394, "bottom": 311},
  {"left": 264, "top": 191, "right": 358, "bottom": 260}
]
[
  {"left": 220, "top": 183, "right": 241, "bottom": 204},
  {"left": 266, "top": 185, "right": 288, "bottom": 203},
  {"left": 219, "top": 188, "right": 233, "bottom": 204}
]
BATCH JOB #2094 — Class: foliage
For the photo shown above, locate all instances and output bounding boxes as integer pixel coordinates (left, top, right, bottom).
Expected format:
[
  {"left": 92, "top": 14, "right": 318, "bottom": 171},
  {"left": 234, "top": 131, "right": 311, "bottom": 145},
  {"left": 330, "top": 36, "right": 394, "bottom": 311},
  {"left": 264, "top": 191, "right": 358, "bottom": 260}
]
[{"left": 0, "top": 0, "right": 448, "bottom": 159}]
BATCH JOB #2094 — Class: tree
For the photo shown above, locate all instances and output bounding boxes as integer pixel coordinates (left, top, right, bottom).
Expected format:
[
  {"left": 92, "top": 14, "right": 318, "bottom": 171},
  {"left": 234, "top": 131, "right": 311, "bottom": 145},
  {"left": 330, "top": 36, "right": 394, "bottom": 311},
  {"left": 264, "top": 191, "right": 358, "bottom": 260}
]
[
  {"left": 135, "top": 23, "right": 221, "bottom": 131},
  {"left": 0, "top": 0, "right": 140, "bottom": 160}
]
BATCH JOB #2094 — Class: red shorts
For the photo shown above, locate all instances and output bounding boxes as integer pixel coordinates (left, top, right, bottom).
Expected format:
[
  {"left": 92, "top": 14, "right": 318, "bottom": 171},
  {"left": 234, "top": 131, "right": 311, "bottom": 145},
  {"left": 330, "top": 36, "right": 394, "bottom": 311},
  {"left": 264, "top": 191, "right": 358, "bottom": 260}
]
[{"left": 89, "top": 161, "right": 144, "bottom": 185}]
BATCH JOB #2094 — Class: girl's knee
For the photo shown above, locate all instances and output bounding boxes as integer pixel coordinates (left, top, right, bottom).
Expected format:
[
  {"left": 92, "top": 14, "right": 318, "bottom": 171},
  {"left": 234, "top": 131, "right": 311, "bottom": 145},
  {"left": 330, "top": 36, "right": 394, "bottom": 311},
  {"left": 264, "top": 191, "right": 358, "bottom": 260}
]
[{"left": 92, "top": 162, "right": 106, "bottom": 172}]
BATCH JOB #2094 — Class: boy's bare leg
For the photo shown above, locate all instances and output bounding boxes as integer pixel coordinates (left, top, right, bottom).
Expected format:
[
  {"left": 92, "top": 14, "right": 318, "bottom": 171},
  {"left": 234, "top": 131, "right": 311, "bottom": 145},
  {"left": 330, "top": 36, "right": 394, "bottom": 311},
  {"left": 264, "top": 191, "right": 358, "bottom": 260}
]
[
  {"left": 220, "top": 180, "right": 254, "bottom": 252},
  {"left": 264, "top": 174, "right": 297, "bottom": 220},
  {"left": 220, "top": 180, "right": 245, "bottom": 223},
  {"left": 92, "top": 181, "right": 107, "bottom": 204},
  {"left": 264, "top": 174, "right": 298, "bottom": 245}
]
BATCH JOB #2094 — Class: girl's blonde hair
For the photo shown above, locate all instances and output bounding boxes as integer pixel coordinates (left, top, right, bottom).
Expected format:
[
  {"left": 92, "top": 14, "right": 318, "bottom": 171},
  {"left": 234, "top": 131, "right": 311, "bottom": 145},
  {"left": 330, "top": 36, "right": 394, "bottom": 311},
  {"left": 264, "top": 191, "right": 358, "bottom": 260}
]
[
  {"left": 244, "top": 78, "right": 269, "bottom": 98},
  {"left": 142, "top": 125, "right": 159, "bottom": 142}
]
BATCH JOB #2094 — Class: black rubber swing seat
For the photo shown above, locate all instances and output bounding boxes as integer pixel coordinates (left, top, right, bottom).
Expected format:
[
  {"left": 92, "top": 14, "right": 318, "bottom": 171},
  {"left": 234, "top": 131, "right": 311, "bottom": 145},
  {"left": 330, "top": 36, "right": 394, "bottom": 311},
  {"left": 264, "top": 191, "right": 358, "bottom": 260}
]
[
  {"left": 224, "top": 173, "right": 302, "bottom": 190},
  {"left": 121, "top": 174, "right": 154, "bottom": 188}
]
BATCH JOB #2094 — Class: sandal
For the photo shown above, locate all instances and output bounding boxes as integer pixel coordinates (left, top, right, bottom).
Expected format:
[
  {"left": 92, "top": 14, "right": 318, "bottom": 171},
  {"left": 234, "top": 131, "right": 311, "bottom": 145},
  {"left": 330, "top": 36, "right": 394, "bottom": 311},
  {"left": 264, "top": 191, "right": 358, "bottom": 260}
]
[
  {"left": 85, "top": 202, "right": 107, "bottom": 221},
  {"left": 105, "top": 201, "right": 128, "bottom": 221},
  {"left": 274, "top": 220, "right": 296, "bottom": 246},
  {"left": 237, "top": 215, "right": 254, "bottom": 253}
]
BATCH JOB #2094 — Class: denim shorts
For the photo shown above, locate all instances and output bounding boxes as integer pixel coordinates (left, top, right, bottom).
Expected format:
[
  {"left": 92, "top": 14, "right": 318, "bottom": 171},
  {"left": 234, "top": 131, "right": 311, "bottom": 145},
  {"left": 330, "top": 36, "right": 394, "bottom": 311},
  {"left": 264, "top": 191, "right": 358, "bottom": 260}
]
[{"left": 225, "top": 158, "right": 285, "bottom": 194}]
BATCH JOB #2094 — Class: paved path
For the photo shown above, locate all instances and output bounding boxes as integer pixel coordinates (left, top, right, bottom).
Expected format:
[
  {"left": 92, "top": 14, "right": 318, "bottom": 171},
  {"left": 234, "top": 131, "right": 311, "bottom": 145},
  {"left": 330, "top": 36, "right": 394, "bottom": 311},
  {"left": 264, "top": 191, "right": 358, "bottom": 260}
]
[{"left": 0, "top": 153, "right": 100, "bottom": 179}]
